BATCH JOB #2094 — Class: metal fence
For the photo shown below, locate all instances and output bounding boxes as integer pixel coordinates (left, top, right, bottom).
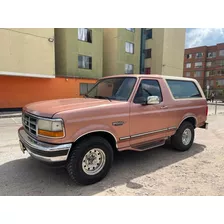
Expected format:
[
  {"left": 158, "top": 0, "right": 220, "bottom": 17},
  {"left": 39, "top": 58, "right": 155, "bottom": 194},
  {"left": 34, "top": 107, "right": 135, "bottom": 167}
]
[{"left": 208, "top": 102, "right": 224, "bottom": 115}]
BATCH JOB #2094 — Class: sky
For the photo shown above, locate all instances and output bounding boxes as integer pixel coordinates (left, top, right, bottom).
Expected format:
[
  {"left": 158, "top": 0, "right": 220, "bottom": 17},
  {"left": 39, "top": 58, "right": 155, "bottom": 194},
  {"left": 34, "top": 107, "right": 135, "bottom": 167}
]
[{"left": 185, "top": 28, "right": 224, "bottom": 49}]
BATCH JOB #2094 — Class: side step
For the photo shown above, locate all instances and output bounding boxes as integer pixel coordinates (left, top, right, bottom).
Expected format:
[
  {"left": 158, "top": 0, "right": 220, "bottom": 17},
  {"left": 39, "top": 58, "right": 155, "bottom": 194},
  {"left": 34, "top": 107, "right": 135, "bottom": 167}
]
[{"left": 132, "top": 139, "right": 166, "bottom": 151}]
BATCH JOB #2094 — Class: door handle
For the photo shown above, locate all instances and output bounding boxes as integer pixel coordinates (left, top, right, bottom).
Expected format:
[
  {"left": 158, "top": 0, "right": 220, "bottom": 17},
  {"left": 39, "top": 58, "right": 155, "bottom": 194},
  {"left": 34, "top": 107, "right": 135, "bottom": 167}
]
[{"left": 160, "top": 105, "right": 168, "bottom": 109}]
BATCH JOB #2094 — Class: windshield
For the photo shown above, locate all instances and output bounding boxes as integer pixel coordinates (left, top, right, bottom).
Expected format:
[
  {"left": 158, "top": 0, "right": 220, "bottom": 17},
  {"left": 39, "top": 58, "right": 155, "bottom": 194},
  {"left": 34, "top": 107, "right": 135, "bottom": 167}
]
[{"left": 85, "top": 77, "right": 137, "bottom": 101}]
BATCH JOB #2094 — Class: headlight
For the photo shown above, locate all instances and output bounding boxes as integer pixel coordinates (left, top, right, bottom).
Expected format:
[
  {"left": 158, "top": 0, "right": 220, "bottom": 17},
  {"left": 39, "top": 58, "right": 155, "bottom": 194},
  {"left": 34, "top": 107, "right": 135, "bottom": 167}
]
[{"left": 37, "top": 119, "right": 64, "bottom": 138}]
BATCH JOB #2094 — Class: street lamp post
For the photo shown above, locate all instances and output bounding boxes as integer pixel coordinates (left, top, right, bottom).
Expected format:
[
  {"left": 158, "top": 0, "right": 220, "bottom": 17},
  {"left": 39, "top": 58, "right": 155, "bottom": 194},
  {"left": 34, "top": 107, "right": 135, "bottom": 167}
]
[{"left": 207, "top": 85, "right": 210, "bottom": 99}]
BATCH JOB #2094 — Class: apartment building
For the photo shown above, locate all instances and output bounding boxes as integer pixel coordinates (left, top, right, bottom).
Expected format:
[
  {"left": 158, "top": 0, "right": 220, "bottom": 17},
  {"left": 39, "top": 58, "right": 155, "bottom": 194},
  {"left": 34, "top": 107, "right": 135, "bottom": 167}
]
[
  {"left": 55, "top": 28, "right": 103, "bottom": 80},
  {"left": 103, "top": 28, "right": 141, "bottom": 76},
  {"left": 0, "top": 28, "right": 186, "bottom": 109},
  {"left": 183, "top": 43, "right": 224, "bottom": 96},
  {"left": 55, "top": 28, "right": 104, "bottom": 96},
  {"left": 103, "top": 28, "right": 185, "bottom": 77},
  {"left": 0, "top": 28, "right": 55, "bottom": 78},
  {"left": 0, "top": 28, "right": 99, "bottom": 109},
  {"left": 140, "top": 28, "right": 186, "bottom": 76},
  {"left": 0, "top": 28, "right": 56, "bottom": 109}
]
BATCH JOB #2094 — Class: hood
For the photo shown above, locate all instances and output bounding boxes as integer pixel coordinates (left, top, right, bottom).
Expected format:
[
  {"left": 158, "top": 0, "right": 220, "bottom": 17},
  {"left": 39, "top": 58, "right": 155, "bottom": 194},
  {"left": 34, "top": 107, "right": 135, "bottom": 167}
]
[{"left": 23, "top": 98, "right": 124, "bottom": 118}]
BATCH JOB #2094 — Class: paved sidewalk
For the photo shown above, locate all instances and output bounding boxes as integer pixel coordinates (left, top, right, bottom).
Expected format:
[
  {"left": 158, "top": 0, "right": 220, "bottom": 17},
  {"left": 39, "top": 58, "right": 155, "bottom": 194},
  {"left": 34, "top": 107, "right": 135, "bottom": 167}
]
[
  {"left": 0, "top": 115, "right": 224, "bottom": 195},
  {"left": 0, "top": 111, "right": 22, "bottom": 119}
]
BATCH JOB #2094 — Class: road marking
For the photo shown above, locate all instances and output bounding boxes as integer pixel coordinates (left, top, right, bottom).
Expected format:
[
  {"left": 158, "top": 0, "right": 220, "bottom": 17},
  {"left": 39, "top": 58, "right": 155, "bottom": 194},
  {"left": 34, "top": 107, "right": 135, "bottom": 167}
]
[{"left": 12, "top": 118, "right": 19, "bottom": 124}]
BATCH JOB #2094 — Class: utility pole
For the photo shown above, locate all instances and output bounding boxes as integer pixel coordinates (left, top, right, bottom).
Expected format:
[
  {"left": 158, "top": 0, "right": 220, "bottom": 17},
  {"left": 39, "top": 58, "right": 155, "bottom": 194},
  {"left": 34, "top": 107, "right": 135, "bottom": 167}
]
[{"left": 207, "top": 85, "right": 210, "bottom": 99}]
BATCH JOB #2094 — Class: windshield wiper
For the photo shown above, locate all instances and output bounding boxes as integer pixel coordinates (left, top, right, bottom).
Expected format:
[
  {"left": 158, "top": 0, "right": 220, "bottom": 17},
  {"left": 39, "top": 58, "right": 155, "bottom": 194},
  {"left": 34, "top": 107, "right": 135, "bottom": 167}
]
[{"left": 94, "top": 95, "right": 112, "bottom": 102}]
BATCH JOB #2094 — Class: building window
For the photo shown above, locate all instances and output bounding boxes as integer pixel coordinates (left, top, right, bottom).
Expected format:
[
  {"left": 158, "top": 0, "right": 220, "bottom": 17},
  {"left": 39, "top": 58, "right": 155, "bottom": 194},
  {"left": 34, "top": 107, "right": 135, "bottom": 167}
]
[
  {"left": 194, "top": 71, "right": 201, "bottom": 77},
  {"left": 126, "top": 28, "right": 135, "bottom": 32},
  {"left": 195, "top": 52, "right": 203, "bottom": 58},
  {"left": 212, "top": 61, "right": 216, "bottom": 67},
  {"left": 186, "top": 54, "right": 192, "bottom": 59},
  {"left": 206, "top": 80, "right": 214, "bottom": 87},
  {"left": 219, "top": 49, "right": 224, "bottom": 56},
  {"left": 221, "top": 60, "right": 224, "bottom": 66},
  {"left": 207, "top": 52, "right": 216, "bottom": 58},
  {"left": 78, "top": 55, "right": 92, "bottom": 69},
  {"left": 145, "top": 29, "right": 152, "bottom": 39},
  {"left": 216, "top": 60, "right": 224, "bottom": 67},
  {"left": 125, "top": 42, "right": 134, "bottom": 54},
  {"left": 206, "top": 62, "right": 212, "bottom": 68},
  {"left": 207, "top": 80, "right": 214, "bottom": 87},
  {"left": 217, "top": 69, "right": 224, "bottom": 75},
  {"left": 195, "top": 62, "right": 203, "bottom": 68},
  {"left": 144, "top": 49, "right": 151, "bottom": 58},
  {"left": 206, "top": 71, "right": 210, "bottom": 77},
  {"left": 145, "top": 67, "right": 151, "bottom": 74},
  {"left": 186, "top": 63, "right": 191, "bottom": 68},
  {"left": 78, "top": 28, "right": 92, "bottom": 43},
  {"left": 125, "top": 64, "right": 134, "bottom": 74},
  {"left": 185, "top": 72, "right": 191, "bottom": 77},
  {"left": 217, "top": 80, "right": 224, "bottom": 86},
  {"left": 80, "top": 83, "right": 95, "bottom": 95},
  {"left": 210, "top": 70, "right": 216, "bottom": 76}
]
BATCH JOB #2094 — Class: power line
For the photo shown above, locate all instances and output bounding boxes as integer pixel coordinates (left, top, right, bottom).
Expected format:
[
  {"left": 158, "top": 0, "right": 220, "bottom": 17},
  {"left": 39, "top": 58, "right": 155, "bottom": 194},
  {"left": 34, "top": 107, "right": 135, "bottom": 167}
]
[{"left": 0, "top": 28, "right": 52, "bottom": 40}]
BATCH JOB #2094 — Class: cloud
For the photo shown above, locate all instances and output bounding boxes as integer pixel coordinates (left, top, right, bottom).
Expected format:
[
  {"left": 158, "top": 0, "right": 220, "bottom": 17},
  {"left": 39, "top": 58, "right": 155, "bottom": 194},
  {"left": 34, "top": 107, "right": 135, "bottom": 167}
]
[{"left": 185, "top": 28, "right": 224, "bottom": 48}]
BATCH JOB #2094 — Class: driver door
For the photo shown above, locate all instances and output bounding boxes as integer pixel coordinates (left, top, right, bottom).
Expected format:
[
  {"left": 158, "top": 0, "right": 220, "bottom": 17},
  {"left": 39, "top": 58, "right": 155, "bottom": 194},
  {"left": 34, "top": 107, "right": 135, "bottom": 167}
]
[{"left": 129, "top": 78, "right": 170, "bottom": 147}]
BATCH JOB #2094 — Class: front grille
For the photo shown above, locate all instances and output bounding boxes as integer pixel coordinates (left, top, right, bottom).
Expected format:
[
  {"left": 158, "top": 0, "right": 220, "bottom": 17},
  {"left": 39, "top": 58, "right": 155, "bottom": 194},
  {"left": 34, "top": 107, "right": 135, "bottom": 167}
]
[{"left": 22, "top": 113, "right": 38, "bottom": 136}]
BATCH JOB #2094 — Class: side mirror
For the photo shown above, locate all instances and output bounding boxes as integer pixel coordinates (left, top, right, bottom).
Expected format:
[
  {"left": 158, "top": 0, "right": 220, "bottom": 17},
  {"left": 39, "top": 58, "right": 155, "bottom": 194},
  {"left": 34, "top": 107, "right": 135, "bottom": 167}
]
[{"left": 146, "top": 96, "right": 160, "bottom": 105}]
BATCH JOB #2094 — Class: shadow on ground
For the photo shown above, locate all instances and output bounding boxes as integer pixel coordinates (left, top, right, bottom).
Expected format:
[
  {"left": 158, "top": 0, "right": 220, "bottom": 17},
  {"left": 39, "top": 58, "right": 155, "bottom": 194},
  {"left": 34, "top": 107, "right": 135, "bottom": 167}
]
[{"left": 0, "top": 143, "right": 205, "bottom": 196}]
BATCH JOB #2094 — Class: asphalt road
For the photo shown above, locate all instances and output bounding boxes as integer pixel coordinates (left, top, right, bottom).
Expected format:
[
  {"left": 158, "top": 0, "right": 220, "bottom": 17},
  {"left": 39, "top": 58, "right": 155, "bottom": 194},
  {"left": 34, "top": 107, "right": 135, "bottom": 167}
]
[{"left": 0, "top": 113, "right": 224, "bottom": 196}]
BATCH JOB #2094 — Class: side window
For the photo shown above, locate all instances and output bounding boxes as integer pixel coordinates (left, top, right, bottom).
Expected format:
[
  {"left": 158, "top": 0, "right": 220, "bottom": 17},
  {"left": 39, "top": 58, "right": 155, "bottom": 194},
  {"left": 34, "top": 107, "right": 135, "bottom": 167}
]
[
  {"left": 166, "top": 80, "right": 202, "bottom": 99},
  {"left": 134, "top": 79, "right": 163, "bottom": 104}
]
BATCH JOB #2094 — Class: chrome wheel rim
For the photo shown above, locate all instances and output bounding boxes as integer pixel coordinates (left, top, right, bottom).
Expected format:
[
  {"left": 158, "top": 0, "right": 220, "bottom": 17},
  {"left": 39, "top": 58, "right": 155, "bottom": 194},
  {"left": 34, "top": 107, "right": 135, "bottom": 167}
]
[
  {"left": 82, "top": 148, "right": 106, "bottom": 175},
  {"left": 182, "top": 128, "right": 192, "bottom": 146}
]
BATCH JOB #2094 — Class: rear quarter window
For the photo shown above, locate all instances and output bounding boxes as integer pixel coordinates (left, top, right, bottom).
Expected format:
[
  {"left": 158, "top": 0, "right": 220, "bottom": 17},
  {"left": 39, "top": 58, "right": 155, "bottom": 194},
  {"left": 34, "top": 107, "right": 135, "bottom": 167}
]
[{"left": 166, "top": 80, "right": 202, "bottom": 99}]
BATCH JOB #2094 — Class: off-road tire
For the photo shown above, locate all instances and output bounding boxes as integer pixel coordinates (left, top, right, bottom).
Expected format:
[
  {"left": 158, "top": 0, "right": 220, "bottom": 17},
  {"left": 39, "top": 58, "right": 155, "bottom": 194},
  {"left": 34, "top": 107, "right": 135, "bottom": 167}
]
[
  {"left": 171, "top": 121, "right": 195, "bottom": 152},
  {"left": 67, "top": 136, "right": 114, "bottom": 185}
]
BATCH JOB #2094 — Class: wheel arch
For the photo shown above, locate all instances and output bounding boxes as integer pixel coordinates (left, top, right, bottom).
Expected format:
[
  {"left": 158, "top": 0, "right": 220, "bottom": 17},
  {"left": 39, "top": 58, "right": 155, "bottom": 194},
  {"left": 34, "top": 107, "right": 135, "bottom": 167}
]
[
  {"left": 68, "top": 130, "right": 118, "bottom": 157},
  {"left": 178, "top": 116, "right": 197, "bottom": 129}
]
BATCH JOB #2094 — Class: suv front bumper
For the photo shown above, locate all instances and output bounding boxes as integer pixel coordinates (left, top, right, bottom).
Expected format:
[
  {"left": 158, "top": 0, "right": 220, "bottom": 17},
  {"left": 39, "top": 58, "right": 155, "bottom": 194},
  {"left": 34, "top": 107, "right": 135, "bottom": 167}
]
[{"left": 18, "top": 127, "right": 72, "bottom": 163}]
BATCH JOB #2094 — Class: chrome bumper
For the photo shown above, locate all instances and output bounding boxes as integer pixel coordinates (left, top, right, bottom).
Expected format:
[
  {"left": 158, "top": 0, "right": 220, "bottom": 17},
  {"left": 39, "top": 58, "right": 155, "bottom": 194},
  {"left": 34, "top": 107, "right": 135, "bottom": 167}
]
[{"left": 18, "top": 127, "right": 72, "bottom": 163}]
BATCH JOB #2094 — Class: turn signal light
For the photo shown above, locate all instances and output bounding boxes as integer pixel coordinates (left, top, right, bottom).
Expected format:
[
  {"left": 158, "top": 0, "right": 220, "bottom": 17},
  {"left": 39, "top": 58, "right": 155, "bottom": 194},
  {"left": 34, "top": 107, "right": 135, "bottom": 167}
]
[{"left": 38, "top": 129, "right": 64, "bottom": 138}]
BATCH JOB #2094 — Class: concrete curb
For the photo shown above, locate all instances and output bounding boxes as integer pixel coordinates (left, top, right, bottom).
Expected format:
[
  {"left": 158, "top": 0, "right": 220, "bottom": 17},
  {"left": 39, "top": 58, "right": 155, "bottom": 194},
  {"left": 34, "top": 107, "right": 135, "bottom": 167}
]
[{"left": 0, "top": 113, "right": 22, "bottom": 119}]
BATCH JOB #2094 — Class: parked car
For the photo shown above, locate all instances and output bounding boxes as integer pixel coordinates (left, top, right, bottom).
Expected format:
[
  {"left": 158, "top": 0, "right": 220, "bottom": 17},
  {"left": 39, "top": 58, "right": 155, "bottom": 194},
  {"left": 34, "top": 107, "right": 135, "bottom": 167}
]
[{"left": 18, "top": 74, "right": 208, "bottom": 185}]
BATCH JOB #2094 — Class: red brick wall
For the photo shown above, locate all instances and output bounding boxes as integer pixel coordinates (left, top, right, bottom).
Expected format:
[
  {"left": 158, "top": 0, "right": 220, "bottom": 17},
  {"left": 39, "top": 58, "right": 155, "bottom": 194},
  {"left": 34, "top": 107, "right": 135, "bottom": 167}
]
[{"left": 183, "top": 44, "right": 224, "bottom": 91}]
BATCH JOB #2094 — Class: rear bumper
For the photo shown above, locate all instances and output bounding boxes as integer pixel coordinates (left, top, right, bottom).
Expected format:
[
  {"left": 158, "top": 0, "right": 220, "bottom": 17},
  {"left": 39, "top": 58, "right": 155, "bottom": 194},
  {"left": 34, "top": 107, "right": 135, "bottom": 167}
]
[
  {"left": 199, "top": 122, "right": 208, "bottom": 129},
  {"left": 18, "top": 127, "right": 72, "bottom": 163}
]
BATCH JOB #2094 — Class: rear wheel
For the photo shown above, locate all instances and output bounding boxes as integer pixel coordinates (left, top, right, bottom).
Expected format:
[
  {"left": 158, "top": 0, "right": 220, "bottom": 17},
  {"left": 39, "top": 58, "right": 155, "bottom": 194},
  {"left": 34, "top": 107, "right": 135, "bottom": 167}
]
[
  {"left": 171, "top": 121, "right": 195, "bottom": 151},
  {"left": 67, "top": 136, "right": 113, "bottom": 185}
]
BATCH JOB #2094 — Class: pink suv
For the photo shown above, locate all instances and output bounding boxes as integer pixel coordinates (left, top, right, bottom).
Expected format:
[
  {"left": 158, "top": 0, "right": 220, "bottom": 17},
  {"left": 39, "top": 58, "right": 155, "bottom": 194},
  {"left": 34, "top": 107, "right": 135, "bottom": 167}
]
[{"left": 18, "top": 74, "right": 208, "bottom": 185}]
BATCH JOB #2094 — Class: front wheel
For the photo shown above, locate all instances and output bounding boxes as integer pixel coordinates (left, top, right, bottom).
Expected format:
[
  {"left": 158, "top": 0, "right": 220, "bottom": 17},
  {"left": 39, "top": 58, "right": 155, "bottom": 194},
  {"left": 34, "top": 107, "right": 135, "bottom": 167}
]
[
  {"left": 171, "top": 121, "right": 195, "bottom": 151},
  {"left": 67, "top": 136, "right": 114, "bottom": 185}
]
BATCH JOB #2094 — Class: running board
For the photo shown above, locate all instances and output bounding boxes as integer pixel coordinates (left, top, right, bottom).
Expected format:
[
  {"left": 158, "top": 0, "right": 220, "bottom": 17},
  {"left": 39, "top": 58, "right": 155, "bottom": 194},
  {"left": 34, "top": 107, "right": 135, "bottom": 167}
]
[{"left": 132, "top": 139, "right": 166, "bottom": 151}]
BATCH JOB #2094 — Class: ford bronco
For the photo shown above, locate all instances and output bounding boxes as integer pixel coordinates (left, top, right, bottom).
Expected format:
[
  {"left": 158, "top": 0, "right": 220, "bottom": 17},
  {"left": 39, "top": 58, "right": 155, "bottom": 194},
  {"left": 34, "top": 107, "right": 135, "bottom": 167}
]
[{"left": 18, "top": 74, "right": 208, "bottom": 185}]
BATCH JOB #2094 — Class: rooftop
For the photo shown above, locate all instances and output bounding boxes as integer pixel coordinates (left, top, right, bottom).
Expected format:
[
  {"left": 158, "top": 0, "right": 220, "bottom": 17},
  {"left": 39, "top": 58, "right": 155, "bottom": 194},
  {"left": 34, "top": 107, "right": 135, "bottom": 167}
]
[{"left": 102, "top": 74, "right": 196, "bottom": 81}]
